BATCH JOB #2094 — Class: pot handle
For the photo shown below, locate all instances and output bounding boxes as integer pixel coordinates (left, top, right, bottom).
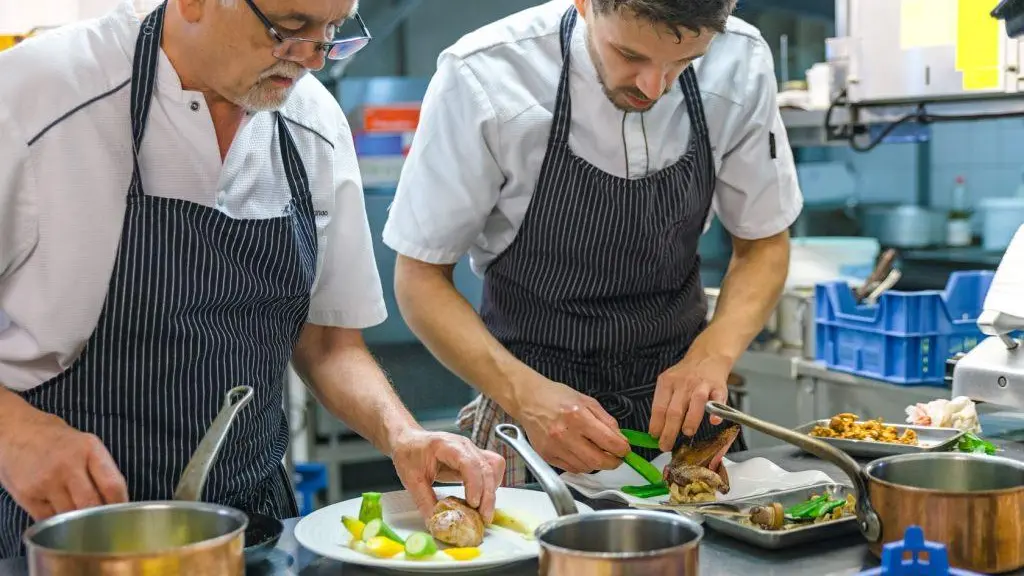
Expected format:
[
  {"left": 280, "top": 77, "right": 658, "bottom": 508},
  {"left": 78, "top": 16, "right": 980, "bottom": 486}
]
[
  {"left": 704, "top": 401, "right": 881, "bottom": 543},
  {"left": 494, "top": 424, "right": 579, "bottom": 517},
  {"left": 174, "top": 386, "right": 255, "bottom": 502}
]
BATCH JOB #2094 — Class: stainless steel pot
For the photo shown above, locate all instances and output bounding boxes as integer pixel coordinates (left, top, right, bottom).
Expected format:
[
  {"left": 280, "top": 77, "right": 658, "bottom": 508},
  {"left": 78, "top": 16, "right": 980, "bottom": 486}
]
[
  {"left": 705, "top": 401, "right": 1024, "bottom": 574},
  {"left": 495, "top": 424, "right": 702, "bottom": 575},
  {"left": 23, "top": 386, "right": 255, "bottom": 576}
]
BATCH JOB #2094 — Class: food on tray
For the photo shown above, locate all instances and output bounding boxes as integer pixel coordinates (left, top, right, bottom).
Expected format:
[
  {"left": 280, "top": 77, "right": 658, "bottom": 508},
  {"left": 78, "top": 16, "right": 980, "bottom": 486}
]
[
  {"left": 663, "top": 424, "right": 739, "bottom": 504},
  {"left": 740, "top": 492, "right": 857, "bottom": 531},
  {"left": 905, "top": 396, "right": 982, "bottom": 433},
  {"left": 957, "top": 432, "right": 998, "bottom": 455},
  {"left": 490, "top": 508, "right": 536, "bottom": 538},
  {"left": 428, "top": 496, "right": 485, "bottom": 548},
  {"left": 341, "top": 492, "right": 484, "bottom": 562},
  {"left": 809, "top": 413, "right": 918, "bottom": 445},
  {"left": 621, "top": 481, "right": 670, "bottom": 499}
]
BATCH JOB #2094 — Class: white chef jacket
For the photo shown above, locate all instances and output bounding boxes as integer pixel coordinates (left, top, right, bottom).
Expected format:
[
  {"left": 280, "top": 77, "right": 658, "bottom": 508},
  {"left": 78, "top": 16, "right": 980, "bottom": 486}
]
[
  {"left": 0, "top": 1, "right": 387, "bottom": 392},
  {"left": 383, "top": 0, "right": 803, "bottom": 277}
]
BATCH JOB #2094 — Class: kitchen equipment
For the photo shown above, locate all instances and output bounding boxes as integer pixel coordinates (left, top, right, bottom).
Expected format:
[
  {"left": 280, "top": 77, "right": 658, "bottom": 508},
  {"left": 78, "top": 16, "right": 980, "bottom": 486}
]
[
  {"left": 979, "top": 198, "right": 1024, "bottom": 251},
  {"left": 22, "top": 386, "right": 255, "bottom": 576},
  {"left": 951, "top": 224, "right": 1024, "bottom": 410},
  {"left": 700, "top": 483, "right": 859, "bottom": 550},
  {"left": 859, "top": 205, "right": 946, "bottom": 249},
  {"left": 788, "top": 237, "right": 880, "bottom": 288},
  {"left": 706, "top": 401, "right": 1024, "bottom": 574},
  {"left": 863, "top": 268, "right": 902, "bottom": 306},
  {"left": 853, "top": 248, "right": 898, "bottom": 302},
  {"left": 791, "top": 420, "right": 965, "bottom": 458},
  {"left": 243, "top": 513, "right": 284, "bottom": 564},
  {"left": 776, "top": 288, "right": 815, "bottom": 357},
  {"left": 495, "top": 424, "right": 703, "bottom": 576}
]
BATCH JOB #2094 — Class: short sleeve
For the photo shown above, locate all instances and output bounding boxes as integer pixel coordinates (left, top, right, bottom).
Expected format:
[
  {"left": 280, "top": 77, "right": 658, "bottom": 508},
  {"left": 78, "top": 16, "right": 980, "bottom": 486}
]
[
  {"left": 0, "top": 102, "right": 36, "bottom": 283},
  {"left": 382, "top": 52, "right": 504, "bottom": 265},
  {"left": 712, "top": 37, "right": 803, "bottom": 240},
  {"left": 306, "top": 116, "right": 388, "bottom": 329}
]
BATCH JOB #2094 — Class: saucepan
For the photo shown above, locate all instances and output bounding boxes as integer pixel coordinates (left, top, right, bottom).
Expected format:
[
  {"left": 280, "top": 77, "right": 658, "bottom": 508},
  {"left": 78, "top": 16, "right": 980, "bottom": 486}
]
[
  {"left": 22, "top": 386, "right": 257, "bottom": 576},
  {"left": 495, "top": 424, "right": 702, "bottom": 576},
  {"left": 705, "top": 401, "right": 1024, "bottom": 574}
]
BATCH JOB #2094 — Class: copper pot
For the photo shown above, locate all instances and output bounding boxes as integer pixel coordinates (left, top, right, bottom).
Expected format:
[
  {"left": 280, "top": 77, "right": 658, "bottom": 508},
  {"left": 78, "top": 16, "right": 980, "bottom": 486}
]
[
  {"left": 706, "top": 401, "right": 1024, "bottom": 574},
  {"left": 495, "top": 424, "right": 702, "bottom": 576},
  {"left": 22, "top": 386, "right": 255, "bottom": 576}
]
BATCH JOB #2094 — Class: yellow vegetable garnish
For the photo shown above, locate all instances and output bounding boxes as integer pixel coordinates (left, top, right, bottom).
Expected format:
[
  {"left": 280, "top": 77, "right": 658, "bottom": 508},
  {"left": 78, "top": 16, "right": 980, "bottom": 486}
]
[
  {"left": 365, "top": 536, "right": 404, "bottom": 558},
  {"left": 342, "top": 516, "right": 365, "bottom": 540},
  {"left": 443, "top": 547, "right": 481, "bottom": 561}
]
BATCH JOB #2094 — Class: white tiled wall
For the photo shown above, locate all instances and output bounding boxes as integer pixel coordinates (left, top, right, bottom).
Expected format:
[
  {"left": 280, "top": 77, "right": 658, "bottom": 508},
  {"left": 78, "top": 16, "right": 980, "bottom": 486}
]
[{"left": 822, "top": 119, "right": 1024, "bottom": 209}]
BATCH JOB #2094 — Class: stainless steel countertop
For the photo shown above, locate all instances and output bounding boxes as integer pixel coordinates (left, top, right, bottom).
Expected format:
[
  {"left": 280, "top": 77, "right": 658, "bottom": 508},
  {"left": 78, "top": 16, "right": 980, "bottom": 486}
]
[{"left": 4, "top": 443, "right": 1022, "bottom": 576}]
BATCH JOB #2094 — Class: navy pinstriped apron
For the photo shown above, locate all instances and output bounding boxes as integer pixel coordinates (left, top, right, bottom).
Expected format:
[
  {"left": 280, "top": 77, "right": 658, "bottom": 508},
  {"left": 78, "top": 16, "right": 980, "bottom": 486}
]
[
  {"left": 460, "top": 7, "right": 746, "bottom": 487},
  {"left": 0, "top": 3, "right": 314, "bottom": 557}
]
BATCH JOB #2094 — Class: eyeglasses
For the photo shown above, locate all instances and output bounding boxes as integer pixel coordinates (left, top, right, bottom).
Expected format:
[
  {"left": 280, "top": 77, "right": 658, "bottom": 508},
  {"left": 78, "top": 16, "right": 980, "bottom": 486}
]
[{"left": 243, "top": 0, "right": 372, "bottom": 61}]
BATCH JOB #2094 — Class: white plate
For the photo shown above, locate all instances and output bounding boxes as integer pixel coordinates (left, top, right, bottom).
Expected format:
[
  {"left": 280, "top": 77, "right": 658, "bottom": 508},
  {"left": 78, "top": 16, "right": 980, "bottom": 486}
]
[
  {"left": 294, "top": 485, "right": 594, "bottom": 573},
  {"left": 560, "top": 455, "right": 835, "bottom": 511}
]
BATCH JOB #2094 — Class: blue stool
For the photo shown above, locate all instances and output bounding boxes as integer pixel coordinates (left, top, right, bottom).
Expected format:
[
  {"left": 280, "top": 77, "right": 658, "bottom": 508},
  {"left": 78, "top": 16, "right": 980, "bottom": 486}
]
[
  {"left": 293, "top": 462, "right": 328, "bottom": 517},
  {"left": 857, "top": 526, "right": 984, "bottom": 575}
]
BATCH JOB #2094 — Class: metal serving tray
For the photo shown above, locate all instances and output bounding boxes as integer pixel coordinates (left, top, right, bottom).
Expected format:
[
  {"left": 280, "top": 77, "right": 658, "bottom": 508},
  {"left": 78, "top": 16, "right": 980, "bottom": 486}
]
[
  {"left": 792, "top": 420, "right": 966, "bottom": 458},
  {"left": 701, "top": 483, "right": 859, "bottom": 550}
]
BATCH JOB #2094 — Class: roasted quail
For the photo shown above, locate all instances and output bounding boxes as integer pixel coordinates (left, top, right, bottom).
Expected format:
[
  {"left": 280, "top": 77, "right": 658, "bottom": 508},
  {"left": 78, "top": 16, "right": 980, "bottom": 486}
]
[
  {"left": 663, "top": 424, "right": 740, "bottom": 503},
  {"left": 427, "top": 496, "right": 485, "bottom": 548}
]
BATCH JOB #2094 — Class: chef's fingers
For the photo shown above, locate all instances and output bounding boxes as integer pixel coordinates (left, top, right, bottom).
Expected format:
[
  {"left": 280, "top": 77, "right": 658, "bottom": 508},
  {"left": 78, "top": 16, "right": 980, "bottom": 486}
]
[
  {"left": 682, "top": 385, "right": 711, "bottom": 439},
  {"left": 473, "top": 451, "right": 500, "bottom": 524},
  {"left": 549, "top": 444, "right": 591, "bottom": 474},
  {"left": 405, "top": 475, "right": 441, "bottom": 522},
  {"left": 86, "top": 445, "right": 129, "bottom": 505},
  {"left": 67, "top": 468, "right": 103, "bottom": 511},
  {"left": 583, "top": 396, "right": 622, "bottom": 438},
  {"left": 573, "top": 434, "right": 623, "bottom": 471},
  {"left": 707, "top": 385, "right": 727, "bottom": 426},
  {"left": 433, "top": 439, "right": 489, "bottom": 511},
  {"left": 48, "top": 486, "right": 76, "bottom": 515},
  {"left": 548, "top": 456, "right": 583, "bottom": 475},
  {"left": 658, "top": 391, "right": 688, "bottom": 453},
  {"left": 648, "top": 381, "right": 673, "bottom": 439},
  {"left": 580, "top": 407, "right": 630, "bottom": 458},
  {"left": 24, "top": 499, "right": 57, "bottom": 522}
]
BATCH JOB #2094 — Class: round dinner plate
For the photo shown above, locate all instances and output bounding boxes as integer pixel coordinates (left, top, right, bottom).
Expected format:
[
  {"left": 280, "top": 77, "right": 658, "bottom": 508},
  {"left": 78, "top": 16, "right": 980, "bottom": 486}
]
[{"left": 294, "top": 485, "right": 593, "bottom": 573}]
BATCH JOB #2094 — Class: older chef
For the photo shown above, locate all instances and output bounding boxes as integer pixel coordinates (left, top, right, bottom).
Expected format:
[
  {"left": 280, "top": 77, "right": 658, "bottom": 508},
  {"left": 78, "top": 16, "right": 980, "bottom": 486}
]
[
  {"left": 0, "top": 0, "right": 503, "bottom": 557},
  {"left": 384, "top": 0, "right": 801, "bottom": 485}
]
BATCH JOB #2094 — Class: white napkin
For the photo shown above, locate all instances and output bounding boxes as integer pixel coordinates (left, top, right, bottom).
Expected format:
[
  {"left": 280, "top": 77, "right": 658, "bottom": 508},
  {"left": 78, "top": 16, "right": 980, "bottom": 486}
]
[{"left": 560, "top": 453, "right": 835, "bottom": 508}]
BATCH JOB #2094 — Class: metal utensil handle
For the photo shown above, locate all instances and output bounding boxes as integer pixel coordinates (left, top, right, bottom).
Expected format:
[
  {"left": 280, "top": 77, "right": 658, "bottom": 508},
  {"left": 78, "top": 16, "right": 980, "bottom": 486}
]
[
  {"left": 174, "top": 386, "right": 255, "bottom": 502},
  {"left": 865, "top": 269, "right": 902, "bottom": 306},
  {"left": 493, "top": 424, "right": 578, "bottom": 517},
  {"left": 704, "top": 401, "right": 881, "bottom": 542}
]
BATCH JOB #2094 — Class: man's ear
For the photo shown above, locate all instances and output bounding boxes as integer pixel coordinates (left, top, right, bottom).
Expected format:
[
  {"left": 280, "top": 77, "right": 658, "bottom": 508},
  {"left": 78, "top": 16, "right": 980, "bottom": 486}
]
[{"left": 574, "top": 0, "right": 589, "bottom": 20}]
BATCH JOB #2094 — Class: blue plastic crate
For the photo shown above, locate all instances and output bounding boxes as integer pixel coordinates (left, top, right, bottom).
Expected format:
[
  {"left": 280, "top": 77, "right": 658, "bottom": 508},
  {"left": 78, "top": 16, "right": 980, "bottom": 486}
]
[
  {"left": 856, "top": 525, "right": 983, "bottom": 575},
  {"left": 814, "top": 271, "right": 994, "bottom": 385}
]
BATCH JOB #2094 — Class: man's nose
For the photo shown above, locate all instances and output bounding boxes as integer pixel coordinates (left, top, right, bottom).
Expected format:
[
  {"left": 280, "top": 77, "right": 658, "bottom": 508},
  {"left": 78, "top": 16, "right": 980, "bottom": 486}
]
[{"left": 636, "top": 68, "right": 665, "bottom": 100}]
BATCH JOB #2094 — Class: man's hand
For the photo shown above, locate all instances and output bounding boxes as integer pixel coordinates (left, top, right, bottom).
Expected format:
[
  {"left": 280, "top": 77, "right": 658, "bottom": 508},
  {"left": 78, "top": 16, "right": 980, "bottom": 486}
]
[
  {"left": 648, "top": 350, "right": 734, "bottom": 454},
  {"left": 517, "top": 380, "right": 630, "bottom": 475},
  {"left": 0, "top": 406, "right": 128, "bottom": 520},
  {"left": 390, "top": 428, "right": 505, "bottom": 524}
]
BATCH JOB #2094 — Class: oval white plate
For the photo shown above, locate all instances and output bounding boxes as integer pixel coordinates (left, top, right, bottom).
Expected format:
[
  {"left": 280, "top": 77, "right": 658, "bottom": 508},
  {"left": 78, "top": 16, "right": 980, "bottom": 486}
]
[{"left": 294, "top": 485, "right": 593, "bottom": 573}]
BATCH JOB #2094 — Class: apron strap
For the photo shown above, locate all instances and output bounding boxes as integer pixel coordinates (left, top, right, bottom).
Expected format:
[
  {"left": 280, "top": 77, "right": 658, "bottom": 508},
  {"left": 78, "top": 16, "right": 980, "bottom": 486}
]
[{"left": 547, "top": 7, "right": 578, "bottom": 148}]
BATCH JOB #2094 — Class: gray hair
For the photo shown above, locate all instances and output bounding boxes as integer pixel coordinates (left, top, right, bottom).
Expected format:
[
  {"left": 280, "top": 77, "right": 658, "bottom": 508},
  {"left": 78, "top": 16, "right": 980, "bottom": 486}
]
[{"left": 591, "top": 0, "right": 738, "bottom": 37}]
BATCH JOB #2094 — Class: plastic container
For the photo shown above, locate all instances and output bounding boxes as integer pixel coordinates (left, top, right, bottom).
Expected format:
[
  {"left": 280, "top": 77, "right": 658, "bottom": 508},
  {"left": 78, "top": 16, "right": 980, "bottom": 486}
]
[
  {"left": 293, "top": 462, "right": 328, "bottom": 517},
  {"left": 979, "top": 198, "right": 1024, "bottom": 251},
  {"left": 856, "top": 526, "right": 984, "bottom": 576},
  {"left": 814, "top": 271, "right": 994, "bottom": 385}
]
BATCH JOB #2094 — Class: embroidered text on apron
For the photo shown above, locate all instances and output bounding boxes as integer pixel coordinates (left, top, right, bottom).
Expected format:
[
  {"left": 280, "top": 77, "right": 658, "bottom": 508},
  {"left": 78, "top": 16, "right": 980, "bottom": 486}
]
[
  {"left": 457, "top": 7, "right": 746, "bottom": 487},
  {"left": 0, "top": 3, "right": 316, "bottom": 557}
]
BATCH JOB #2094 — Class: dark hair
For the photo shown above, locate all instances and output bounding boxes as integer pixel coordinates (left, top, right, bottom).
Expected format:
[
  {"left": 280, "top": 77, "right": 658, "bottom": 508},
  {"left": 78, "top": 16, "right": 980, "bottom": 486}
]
[{"left": 591, "top": 0, "right": 738, "bottom": 36}]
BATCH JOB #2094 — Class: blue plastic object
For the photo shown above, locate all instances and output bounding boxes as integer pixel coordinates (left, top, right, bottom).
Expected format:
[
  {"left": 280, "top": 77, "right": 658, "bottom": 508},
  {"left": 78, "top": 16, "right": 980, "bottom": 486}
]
[
  {"left": 293, "top": 462, "right": 328, "bottom": 517},
  {"left": 814, "top": 271, "right": 994, "bottom": 385},
  {"left": 856, "top": 526, "right": 983, "bottom": 575}
]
